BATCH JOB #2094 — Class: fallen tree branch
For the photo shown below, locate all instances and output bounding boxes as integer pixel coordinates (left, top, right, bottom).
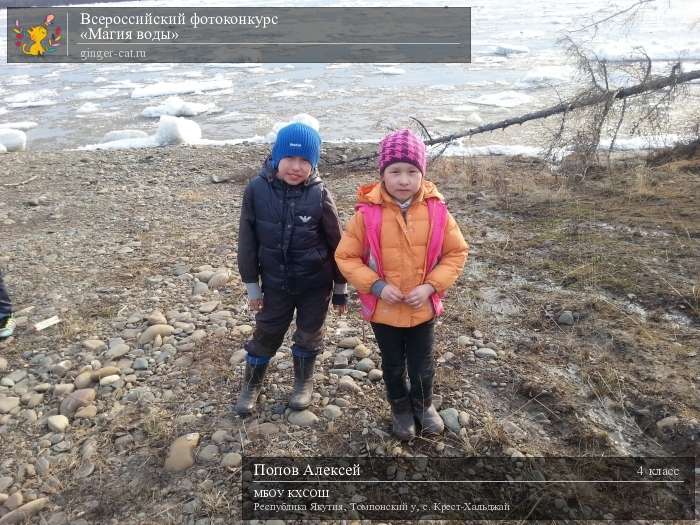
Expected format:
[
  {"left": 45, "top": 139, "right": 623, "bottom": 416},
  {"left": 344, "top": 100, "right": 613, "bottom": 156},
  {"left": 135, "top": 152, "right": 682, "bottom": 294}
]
[
  {"left": 2, "top": 175, "right": 38, "bottom": 187},
  {"left": 338, "top": 68, "right": 700, "bottom": 165}
]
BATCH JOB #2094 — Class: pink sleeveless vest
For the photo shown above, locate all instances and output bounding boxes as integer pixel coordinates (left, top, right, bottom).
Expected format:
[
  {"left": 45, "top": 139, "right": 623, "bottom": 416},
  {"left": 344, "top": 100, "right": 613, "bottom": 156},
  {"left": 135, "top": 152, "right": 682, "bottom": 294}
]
[{"left": 356, "top": 198, "right": 448, "bottom": 322}]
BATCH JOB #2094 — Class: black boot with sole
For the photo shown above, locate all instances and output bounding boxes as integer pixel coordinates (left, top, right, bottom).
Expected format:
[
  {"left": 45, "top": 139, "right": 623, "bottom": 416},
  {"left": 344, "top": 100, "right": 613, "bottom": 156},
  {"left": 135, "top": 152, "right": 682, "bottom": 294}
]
[
  {"left": 234, "top": 361, "right": 269, "bottom": 417},
  {"left": 289, "top": 353, "right": 316, "bottom": 410}
]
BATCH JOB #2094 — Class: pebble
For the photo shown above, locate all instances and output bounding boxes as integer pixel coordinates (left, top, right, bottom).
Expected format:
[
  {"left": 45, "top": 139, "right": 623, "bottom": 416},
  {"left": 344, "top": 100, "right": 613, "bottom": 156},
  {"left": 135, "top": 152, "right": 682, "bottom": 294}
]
[
  {"left": 656, "top": 416, "right": 679, "bottom": 430},
  {"left": 558, "top": 311, "right": 575, "bottom": 326},
  {"left": 82, "top": 339, "right": 106, "bottom": 352},
  {"left": 237, "top": 325, "right": 253, "bottom": 336},
  {"left": 74, "top": 405, "right": 97, "bottom": 419},
  {"left": 355, "top": 358, "right": 375, "bottom": 373},
  {"left": 288, "top": 410, "right": 319, "bottom": 427},
  {"left": 198, "top": 301, "right": 220, "bottom": 314},
  {"left": 0, "top": 397, "right": 20, "bottom": 413},
  {"left": 211, "top": 430, "right": 232, "bottom": 444},
  {"left": 74, "top": 372, "right": 94, "bottom": 389},
  {"left": 105, "top": 343, "right": 130, "bottom": 359},
  {"left": 502, "top": 421, "right": 526, "bottom": 437},
  {"left": 93, "top": 366, "right": 120, "bottom": 379},
  {"left": 53, "top": 384, "right": 75, "bottom": 396},
  {"left": 475, "top": 348, "right": 498, "bottom": 359},
  {"left": 221, "top": 452, "right": 242, "bottom": 468},
  {"left": 322, "top": 405, "right": 342, "bottom": 420},
  {"left": 99, "top": 374, "right": 120, "bottom": 386},
  {"left": 353, "top": 344, "right": 371, "bottom": 358},
  {"left": 0, "top": 477, "right": 12, "bottom": 492},
  {"left": 338, "top": 336, "right": 362, "bottom": 349},
  {"left": 228, "top": 350, "right": 247, "bottom": 367},
  {"left": 247, "top": 422, "right": 280, "bottom": 436},
  {"left": 147, "top": 310, "right": 168, "bottom": 325},
  {"left": 439, "top": 408, "right": 461, "bottom": 433},
  {"left": 75, "top": 462, "right": 95, "bottom": 480},
  {"left": 0, "top": 357, "right": 7, "bottom": 371},
  {"left": 60, "top": 389, "right": 96, "bottom": 417},
  {"left": 164, "top": 433, "right": 200, "bottom": 472},
  {"left": 47, "top": 415, "right": 70, "bottom": 433},
  {"left": 333, "top": 355, "right": 349, "bottom": 368},
  {"left": 472, "top": 330, "right": 484, "bottom": 339},
  {"left": 198, "top": 444, "right": 219, "bottom": 462},
  {"left": 338, "top": 376, "right": 361, "bottom": 393},
  {"left": 330, "top": 369, "right": 367, "bottom": 380},
  {"left": 458, "top": 411, "right": 470, "bottom": 427},
  {"left": 208, "top": 270, "right": 230, "bottom": 290},
  {"left": 457, "top": 335, "right": 472, "bottom": 347},
  {"left": 138, "top": 324, "right": 175, "bottom": 345},
  {"left": 4, "top": 491, "right": 23, "bottom": 510},
  {"left": 368, "top": 369, "right": 383, "bottom": 381},
  {"left": 133, "top": 358, "right": 149, "bottom": 370}
]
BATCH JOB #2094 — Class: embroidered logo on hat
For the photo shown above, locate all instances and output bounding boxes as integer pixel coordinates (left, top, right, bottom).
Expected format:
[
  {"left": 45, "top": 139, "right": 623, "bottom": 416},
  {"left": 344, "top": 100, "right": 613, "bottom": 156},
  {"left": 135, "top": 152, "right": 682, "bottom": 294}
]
[{"left": 289, "top": 143, "right": 302, "bottom": 147}]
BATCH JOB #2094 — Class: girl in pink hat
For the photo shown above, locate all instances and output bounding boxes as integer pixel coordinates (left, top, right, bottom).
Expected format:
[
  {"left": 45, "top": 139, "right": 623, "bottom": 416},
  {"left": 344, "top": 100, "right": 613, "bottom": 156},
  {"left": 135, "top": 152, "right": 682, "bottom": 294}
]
[{"left": 336, "top": 129, "right": 468, "bottom": 440}]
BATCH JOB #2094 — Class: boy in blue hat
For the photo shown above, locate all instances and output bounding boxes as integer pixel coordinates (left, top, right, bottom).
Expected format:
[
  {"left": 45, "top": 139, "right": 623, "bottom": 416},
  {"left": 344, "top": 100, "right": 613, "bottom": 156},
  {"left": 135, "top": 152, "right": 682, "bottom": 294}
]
[{"left": 235, "top": 122, "right": 347, "bottom": 416}]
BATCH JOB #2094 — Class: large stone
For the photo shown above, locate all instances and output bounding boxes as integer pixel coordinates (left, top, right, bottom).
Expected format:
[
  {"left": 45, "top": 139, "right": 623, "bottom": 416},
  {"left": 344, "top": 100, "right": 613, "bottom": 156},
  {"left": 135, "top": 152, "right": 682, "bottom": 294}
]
[
  {"left": 288, "top": 410, "right": 319, "bottom": 427},
  {"left": 0, "top": 497, "right": 49, "bottom": 524},
  {"left": 656, "top": 416, "right": 679, "bottom": 431},
  {"left": 138, "top": 324, "right": 175, "bottom": 345},
  {"left": 60, "top": 389, "right": 96, "bottom": 417},
  {"left": 330, "top": 369, "right": 367, "bottom": 380},
  {"left": 74, "top": 405, "right": 97, "bottom": 419},
  {"left": 4, "top": 491, "right": 23, "bottom": 510},
  {"left": 247, "top": 422, "right": 280, "bottom": 437},
  {"left": 47, "top": 415, "right": 70, "bottom": 433},
  {"left": 0, "top": 397, "right": 20, "bottom": 414},
  {"left": 457, "top": 335, "right": 472, "bottom": 347},
  {"left": 337, "top": 376, "right": 361, "bottom": 393},
  {"left": 368, "top": 369, "right": 383, "bottom": 382},
  {"left": 164, "top": 433, "right": 200, "bottom": 472},
  {"left": 99, "top": 375, "right": 120, "bottom": 386}
]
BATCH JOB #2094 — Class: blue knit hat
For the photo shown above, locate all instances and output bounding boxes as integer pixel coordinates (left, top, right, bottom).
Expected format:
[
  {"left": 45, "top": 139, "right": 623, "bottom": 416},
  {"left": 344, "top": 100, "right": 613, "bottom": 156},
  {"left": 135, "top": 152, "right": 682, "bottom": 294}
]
[{"left": 271, "top": 123, "right": 321, "bottom": 169}]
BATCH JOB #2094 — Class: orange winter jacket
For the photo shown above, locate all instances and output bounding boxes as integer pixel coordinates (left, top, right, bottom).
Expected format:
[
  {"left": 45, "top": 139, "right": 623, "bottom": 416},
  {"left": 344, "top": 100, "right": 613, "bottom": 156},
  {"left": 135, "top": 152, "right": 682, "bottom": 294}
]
[{"left": 335, "top": 180, "right": 468, "bottom": 327}]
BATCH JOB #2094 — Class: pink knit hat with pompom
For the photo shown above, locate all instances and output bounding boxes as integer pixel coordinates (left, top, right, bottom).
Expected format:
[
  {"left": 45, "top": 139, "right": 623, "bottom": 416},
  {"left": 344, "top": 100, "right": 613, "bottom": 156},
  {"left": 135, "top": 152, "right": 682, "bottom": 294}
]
[{"left": 378, "top": 128, "right": 426, "bottom": 175}]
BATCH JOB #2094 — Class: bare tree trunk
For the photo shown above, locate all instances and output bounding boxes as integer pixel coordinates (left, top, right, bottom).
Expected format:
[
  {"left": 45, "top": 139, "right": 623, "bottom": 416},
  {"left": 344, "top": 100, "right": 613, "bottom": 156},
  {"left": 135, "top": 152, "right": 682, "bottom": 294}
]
[{"left": 339, "top": 68, "right": 700, "bottom": 165}]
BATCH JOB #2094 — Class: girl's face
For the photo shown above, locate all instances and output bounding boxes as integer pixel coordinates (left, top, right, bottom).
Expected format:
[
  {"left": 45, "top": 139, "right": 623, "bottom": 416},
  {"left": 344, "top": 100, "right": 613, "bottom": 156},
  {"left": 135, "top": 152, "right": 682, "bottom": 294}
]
[
  {"left": 381, "top": 162, "right": 423, "bottom": 202},
  {"left": 277, "top": 156, "right": 312, "bottom": 185}
]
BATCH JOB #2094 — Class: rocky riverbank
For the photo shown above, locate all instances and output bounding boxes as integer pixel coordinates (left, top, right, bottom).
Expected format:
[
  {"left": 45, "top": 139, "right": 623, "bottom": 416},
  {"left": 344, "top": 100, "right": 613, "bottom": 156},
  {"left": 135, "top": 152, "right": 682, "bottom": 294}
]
[{"left": 0, "top": 144, "right": 698, "bottom": 524}]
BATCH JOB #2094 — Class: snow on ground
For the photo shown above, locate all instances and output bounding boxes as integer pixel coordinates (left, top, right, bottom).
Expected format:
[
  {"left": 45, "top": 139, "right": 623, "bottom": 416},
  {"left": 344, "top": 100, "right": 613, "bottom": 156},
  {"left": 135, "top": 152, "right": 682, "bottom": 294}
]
[{"left": 0, "top": 129, "right": 27, "bottom": 152}]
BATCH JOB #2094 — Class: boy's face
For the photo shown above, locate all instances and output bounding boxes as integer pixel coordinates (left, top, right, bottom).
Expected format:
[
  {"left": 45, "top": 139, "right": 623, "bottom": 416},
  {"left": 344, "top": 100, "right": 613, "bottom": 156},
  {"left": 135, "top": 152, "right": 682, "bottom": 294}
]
[
  {"left": 381, "top": 162, "right": 422, "bottom": 202},
  {"left": 277, "top": 156, "right": 313, "bottom": 185}
]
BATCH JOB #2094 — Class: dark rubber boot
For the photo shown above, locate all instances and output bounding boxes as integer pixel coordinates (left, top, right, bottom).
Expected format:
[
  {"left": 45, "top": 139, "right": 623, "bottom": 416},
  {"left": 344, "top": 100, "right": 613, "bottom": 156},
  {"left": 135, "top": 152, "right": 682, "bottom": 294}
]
[
  {"left": 234, "top": 361, "right": 269, "bottom": 417},
  {"left": 389, "top": 397, "right": 417, "bottom": 441},
  {"left": 412, "top": 397, "right": 444, "bottom": 435},
  {"left": 289, "top": 353, "right": 316, "bottom": 410}
]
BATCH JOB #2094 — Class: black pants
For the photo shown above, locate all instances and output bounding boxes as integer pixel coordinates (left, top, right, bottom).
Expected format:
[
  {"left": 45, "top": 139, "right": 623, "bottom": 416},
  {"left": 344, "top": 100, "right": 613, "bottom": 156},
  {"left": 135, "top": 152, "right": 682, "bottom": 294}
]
[
  {"left": 246, "top": 286, "right": 332, "bottom": 358},
  {"left": 0, "top": 271, "right": 12, "bottom": 319},
  {"left": 371, "top": 320, "right": 435, "bottom": 402}
]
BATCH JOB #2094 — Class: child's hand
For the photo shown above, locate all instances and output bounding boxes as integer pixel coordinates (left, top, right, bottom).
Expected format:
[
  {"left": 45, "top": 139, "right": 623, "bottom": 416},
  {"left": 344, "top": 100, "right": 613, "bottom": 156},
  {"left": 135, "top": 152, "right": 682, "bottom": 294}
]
[
  {"left": 380, "top": 284, "right": 404, "bottom": 304},
  {"left": 248, "top": 298, "right": 263, "bottom": 312},
  {"left": 404, "top": 284, "right": 435, "bottom": 309}
]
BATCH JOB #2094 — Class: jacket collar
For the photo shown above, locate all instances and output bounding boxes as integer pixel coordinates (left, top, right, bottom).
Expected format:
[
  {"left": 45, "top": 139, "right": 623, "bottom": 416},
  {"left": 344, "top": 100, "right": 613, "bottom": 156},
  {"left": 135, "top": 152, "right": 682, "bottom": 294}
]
[{"left": 356, "top": 180, "right": 444, "bottom": 206}]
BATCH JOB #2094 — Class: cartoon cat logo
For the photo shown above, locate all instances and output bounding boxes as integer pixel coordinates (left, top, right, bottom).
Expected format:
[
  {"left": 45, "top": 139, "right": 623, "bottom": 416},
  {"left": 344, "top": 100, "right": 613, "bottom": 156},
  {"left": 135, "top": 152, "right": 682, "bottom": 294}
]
[{"left": 14, "top": 14, "right": 62, "bottom": 56}]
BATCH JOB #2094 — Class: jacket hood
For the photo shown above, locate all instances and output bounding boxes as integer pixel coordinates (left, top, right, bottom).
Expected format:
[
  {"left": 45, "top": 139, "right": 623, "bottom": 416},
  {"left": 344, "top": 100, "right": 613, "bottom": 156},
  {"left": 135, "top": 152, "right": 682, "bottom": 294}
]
[
  {"left": 258, "top": 157, "right": 322, "bottom": 187},
  {"left": 356, "top": 180, "right": 443, "bottom": 205}
]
